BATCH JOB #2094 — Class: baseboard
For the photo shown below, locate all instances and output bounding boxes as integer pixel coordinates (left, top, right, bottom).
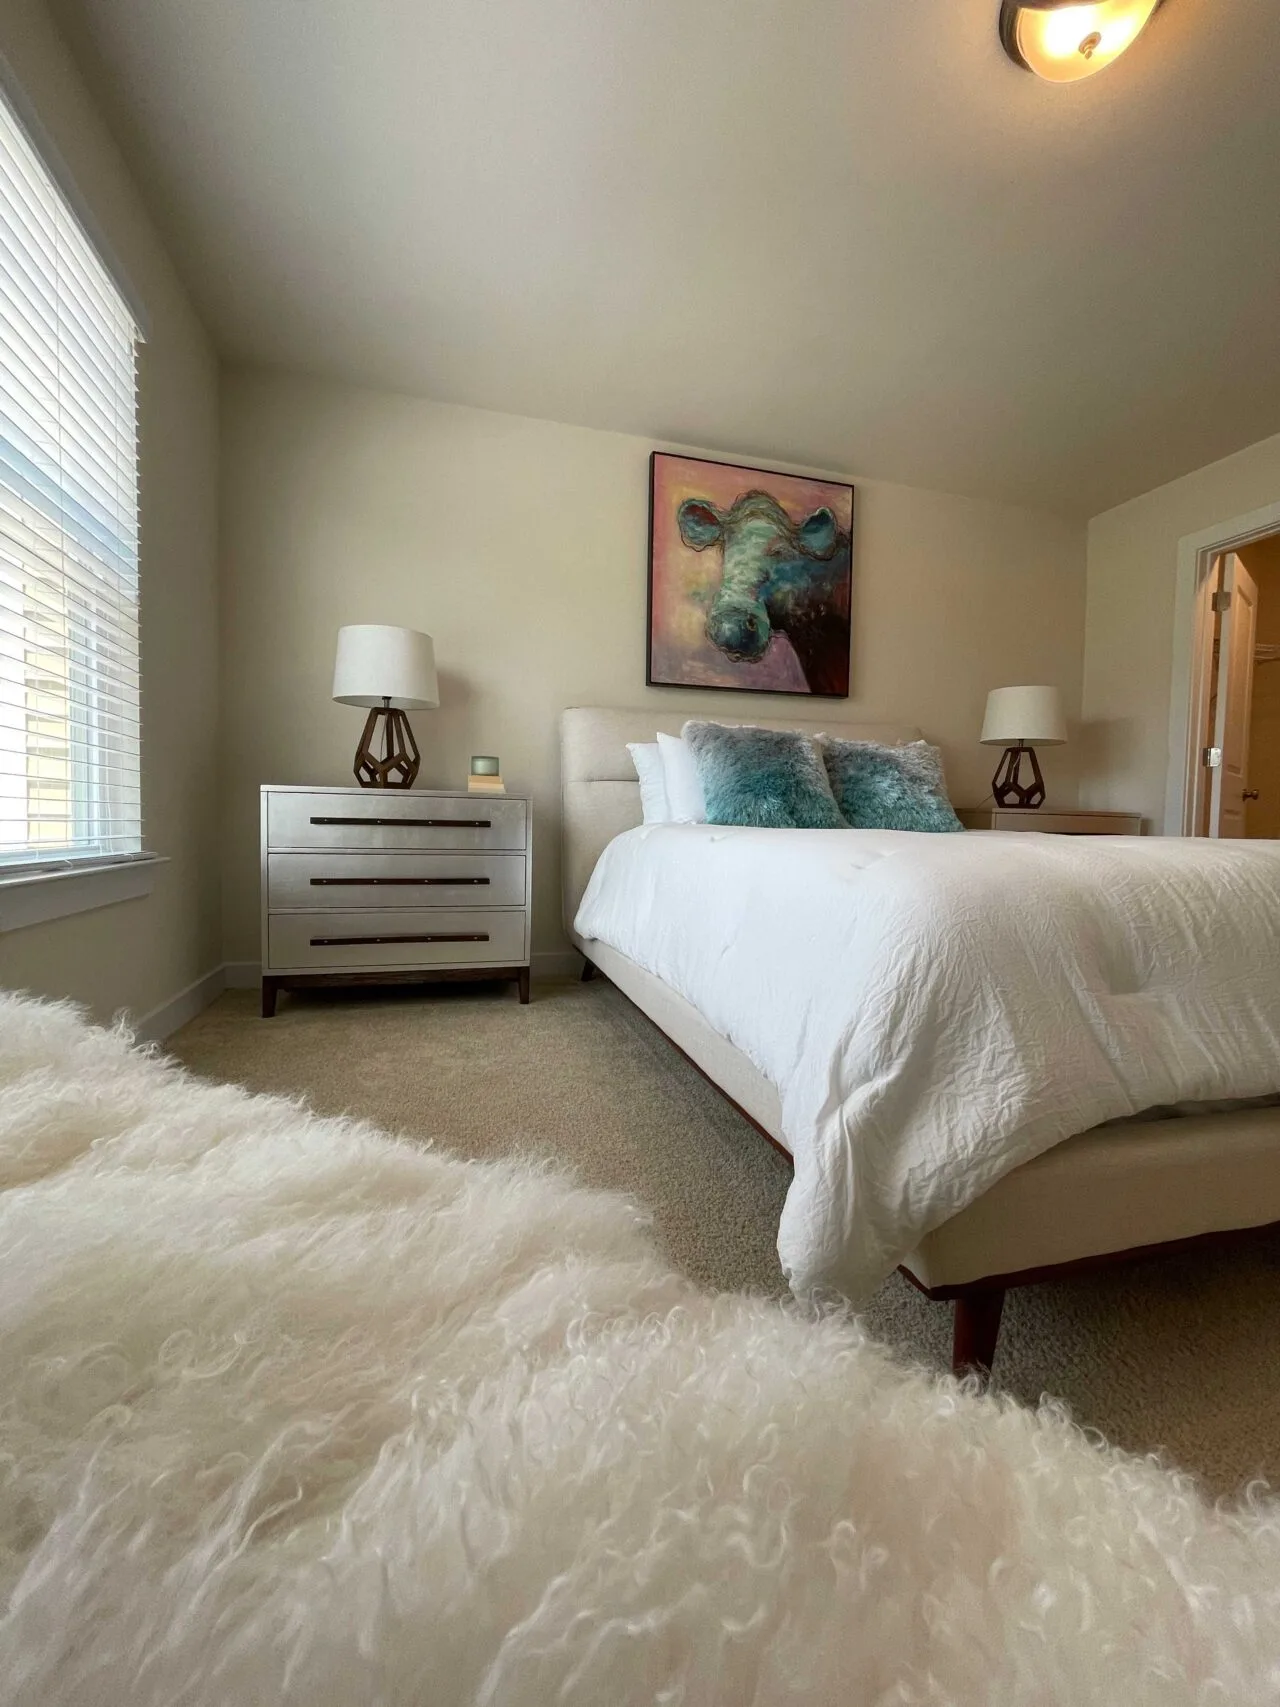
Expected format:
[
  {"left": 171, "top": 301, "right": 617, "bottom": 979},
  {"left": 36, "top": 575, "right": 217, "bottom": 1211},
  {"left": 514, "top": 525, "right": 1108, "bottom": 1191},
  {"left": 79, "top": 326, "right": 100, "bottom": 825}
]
[{"left": 134, "top": 965, "right": 227, "bottom": 1043}]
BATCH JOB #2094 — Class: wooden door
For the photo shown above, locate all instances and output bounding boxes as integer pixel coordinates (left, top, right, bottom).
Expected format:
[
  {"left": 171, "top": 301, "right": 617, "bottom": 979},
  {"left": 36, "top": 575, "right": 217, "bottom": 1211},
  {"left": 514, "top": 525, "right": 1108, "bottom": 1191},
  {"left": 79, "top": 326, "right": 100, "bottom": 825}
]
[{"left": 1208, "top": 553, "right": 1259, "bottom": 837}]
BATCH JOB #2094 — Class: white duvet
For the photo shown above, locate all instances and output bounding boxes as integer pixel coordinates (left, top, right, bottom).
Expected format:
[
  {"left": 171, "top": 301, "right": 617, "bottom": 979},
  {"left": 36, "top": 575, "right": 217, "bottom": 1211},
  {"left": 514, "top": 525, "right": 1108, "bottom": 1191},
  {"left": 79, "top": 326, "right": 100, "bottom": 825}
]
[{"left": 575, "top": 826, "right": 1280, "bottom": 1300}]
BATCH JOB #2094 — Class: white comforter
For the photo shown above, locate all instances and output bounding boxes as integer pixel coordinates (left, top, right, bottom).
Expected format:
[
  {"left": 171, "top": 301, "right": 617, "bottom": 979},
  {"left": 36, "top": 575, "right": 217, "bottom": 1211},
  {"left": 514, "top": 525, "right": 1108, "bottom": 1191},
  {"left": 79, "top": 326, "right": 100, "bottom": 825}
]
[{"left": 575, "top": 826, "right": 1280, "bottom": 1300}]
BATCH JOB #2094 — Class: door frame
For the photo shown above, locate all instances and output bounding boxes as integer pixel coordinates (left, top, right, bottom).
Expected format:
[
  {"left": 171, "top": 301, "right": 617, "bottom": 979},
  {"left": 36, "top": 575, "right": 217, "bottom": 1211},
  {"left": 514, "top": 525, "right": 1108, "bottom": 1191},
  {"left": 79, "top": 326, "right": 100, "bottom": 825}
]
[{"left": 1164, "top": 500, "right": 1280, "bottom": 835}]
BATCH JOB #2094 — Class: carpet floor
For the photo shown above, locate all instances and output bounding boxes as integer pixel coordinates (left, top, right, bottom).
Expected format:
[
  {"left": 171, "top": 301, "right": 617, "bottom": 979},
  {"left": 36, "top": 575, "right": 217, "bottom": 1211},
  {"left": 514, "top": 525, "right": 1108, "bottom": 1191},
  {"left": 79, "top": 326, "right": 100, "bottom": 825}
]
[{"left": 169, "top": 978, "right": 1280, "bottom": 1499}]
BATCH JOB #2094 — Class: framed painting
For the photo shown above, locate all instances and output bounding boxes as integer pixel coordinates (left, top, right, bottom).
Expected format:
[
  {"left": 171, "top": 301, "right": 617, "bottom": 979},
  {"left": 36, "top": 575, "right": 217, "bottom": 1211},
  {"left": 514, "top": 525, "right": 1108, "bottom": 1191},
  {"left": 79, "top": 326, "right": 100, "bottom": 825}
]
[{"left": 646, "top": 451, "right": 854, "bottom": 698}]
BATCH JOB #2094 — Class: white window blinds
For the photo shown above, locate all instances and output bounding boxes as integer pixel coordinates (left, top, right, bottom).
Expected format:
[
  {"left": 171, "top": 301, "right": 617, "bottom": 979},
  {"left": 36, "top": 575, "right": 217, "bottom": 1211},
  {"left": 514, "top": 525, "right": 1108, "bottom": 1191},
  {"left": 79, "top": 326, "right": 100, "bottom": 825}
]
[{"left": 0, "top": 85, "right": 142, "bottom": 872}]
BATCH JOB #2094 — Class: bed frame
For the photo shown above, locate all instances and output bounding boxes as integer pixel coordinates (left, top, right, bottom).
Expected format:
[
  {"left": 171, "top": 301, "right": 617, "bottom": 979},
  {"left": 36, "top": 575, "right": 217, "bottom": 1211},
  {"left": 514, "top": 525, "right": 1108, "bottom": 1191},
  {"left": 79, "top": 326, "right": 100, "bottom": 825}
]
[{"left": 561, "top": 706, "right": 1280, "bottom": 1374}]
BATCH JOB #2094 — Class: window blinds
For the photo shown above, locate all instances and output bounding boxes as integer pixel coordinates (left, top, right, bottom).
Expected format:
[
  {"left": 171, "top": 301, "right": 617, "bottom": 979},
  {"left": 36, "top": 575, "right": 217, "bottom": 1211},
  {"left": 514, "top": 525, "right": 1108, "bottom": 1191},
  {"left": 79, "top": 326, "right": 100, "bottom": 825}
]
[{"left": 0, "top": 85, "right": 142, "bottom": 871}]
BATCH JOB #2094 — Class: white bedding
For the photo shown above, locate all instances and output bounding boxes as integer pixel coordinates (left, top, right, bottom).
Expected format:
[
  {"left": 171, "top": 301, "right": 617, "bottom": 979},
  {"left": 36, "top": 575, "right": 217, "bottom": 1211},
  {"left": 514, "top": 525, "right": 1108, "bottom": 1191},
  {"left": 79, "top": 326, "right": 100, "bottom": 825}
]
[{"left": 575, "top": 826, "right": 1280, "bottom": 1300}]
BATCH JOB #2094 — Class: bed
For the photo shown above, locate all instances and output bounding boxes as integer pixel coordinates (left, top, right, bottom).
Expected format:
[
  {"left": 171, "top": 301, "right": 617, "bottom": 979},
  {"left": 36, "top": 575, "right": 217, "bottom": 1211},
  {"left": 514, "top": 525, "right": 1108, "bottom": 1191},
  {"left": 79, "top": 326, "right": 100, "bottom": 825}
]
[{"left": 561, "top": 705, "right": 1280, "bottom": 1372}]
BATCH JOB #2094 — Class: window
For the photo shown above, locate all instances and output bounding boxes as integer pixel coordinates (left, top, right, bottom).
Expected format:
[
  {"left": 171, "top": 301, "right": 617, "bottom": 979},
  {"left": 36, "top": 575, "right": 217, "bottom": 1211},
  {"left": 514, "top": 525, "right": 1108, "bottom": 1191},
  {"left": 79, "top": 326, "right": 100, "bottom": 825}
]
[{"left": 0, "top": 83, "right": 142, "bottom": 876}]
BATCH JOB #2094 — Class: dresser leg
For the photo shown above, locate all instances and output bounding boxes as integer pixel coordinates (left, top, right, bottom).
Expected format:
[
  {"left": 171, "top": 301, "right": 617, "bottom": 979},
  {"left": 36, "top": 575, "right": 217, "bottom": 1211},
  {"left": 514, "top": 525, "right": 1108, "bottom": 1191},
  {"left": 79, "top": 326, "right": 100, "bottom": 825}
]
[
  {"left": 516, "top": 966, "right": 530, "bottom": 1004},
  {"left": 261, "top": 977, "right": 279, "bottom": 1019}
]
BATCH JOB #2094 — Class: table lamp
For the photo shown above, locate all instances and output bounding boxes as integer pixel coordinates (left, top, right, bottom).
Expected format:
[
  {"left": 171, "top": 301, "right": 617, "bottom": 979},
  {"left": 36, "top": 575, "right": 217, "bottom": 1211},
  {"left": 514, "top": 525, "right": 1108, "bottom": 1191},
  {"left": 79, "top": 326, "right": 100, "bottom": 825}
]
[
  {"left": 980, "top": 685, "right": 1066, "bottom": 809},
  {"left": 332, "top": 624, "right": 439, "bottom": 788}
]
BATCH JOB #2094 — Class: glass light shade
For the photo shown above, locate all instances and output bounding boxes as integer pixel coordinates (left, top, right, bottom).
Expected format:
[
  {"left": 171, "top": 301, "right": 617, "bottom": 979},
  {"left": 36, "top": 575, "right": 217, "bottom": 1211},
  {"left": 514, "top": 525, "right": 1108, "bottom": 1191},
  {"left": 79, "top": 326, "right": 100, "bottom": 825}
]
[{"left": 1001, "top": 0, "right": 1163, "bottom": 82}]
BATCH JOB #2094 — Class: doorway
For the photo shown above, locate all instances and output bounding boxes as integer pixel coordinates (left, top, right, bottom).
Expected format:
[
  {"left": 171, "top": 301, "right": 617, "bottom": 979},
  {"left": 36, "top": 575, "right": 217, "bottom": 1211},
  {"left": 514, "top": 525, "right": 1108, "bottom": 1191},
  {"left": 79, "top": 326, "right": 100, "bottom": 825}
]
[{"left": 1187, "top": 532, "right": 1280, "bottom": 838}]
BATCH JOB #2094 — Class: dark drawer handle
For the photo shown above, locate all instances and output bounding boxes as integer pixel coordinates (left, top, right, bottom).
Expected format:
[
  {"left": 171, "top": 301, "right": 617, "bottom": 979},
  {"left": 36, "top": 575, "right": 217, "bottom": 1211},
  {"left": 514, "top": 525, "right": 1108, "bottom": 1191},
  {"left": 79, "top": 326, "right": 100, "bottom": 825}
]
[
  {"left": 309, "top": 876, "right": 491, "bottom": 887},
  {"left": 309, "top": 816, "right": 493, "bottom": 829},
  {"left": 309, "top": 932, "right": 491, "bottom": 947}
]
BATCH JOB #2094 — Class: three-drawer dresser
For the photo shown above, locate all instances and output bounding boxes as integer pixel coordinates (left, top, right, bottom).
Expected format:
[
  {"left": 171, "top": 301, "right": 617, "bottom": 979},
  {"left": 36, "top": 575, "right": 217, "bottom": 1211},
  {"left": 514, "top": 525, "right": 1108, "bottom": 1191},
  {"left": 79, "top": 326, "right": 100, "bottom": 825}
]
[{"left": 260, "top": 786, "right": 532, "bottom": 1016}]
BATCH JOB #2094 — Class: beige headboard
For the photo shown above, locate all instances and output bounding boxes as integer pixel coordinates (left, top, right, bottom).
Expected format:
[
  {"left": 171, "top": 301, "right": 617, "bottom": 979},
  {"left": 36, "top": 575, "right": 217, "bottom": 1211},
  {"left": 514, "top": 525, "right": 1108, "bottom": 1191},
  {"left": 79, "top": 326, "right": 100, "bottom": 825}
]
[{"left": 560, "top": 706, "right": 924, "bottom": 937}]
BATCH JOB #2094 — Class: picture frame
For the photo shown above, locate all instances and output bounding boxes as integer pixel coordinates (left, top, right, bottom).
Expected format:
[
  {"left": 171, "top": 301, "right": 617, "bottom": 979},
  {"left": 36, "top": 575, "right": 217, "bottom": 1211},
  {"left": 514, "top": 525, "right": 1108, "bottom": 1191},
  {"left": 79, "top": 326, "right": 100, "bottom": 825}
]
[{"left": 646, "top": 451, "right": 854, "bottom": 699}]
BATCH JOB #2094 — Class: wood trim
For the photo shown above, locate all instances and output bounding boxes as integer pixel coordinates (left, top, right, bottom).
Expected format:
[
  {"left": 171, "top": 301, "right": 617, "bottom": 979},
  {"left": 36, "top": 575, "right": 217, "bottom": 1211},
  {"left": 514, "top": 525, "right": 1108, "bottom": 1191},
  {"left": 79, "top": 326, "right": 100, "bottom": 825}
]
[
  {"left": 261, "top": 964, "right": 530, "bottom": 1017},
  {"left": 307, "top": 931, "right": 489, "bottom": 947},
  {"left": 1164, "top": 497, "right": 1280, "bottom": 835},
  {"left": 309, "top": 875, "right": 491, "bottom": 886},
  {"left": 308, "top": 815, "right": 493, "bottom": 829}
]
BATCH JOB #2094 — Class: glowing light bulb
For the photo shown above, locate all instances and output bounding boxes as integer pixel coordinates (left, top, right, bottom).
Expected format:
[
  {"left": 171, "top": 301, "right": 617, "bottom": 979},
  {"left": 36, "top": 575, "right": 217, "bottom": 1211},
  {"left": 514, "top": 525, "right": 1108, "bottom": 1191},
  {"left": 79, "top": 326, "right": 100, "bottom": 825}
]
[{"left": 1001, "top": 0, "right": 1164, "bottom": 82}]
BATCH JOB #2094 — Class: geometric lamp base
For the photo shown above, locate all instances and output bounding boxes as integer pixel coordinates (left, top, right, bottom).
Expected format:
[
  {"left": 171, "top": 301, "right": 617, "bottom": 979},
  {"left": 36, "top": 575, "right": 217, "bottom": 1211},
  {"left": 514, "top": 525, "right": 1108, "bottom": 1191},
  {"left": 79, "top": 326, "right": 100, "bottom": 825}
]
[
  {"left": 991, "top": 742, "right": 1045, "bottom": 809},
  {"left": 353, "top": 699, "right": 420, "bottom": 788}
]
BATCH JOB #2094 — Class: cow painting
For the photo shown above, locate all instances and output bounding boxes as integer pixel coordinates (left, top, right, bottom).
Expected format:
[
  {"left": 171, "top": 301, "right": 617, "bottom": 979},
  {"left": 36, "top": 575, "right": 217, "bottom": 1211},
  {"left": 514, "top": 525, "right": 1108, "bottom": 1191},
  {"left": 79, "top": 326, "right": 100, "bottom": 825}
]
[{"left": 647, "top": 454, "right": 853, "bottom": 698}]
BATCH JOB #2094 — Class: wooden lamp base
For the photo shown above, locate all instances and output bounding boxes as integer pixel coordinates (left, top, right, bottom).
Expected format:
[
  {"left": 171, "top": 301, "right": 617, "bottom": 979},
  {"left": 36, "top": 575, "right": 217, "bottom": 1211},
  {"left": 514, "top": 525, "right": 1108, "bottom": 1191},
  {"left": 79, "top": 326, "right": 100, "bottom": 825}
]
[
  {"left": 354, "top": 698, "right": 420, "bottom": 788},
  {"left": 991, "top": 742, "right": 1045, "bottom": 809}
]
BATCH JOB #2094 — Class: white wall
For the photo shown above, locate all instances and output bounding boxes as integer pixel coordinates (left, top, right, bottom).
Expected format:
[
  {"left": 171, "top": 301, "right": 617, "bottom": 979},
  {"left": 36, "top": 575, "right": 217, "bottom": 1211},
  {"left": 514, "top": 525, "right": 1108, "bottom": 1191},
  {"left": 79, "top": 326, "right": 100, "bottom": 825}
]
[
  {"left": 220, "top": 368, "right": 1086, "bottom": 968},
  {"left": 0, "top": 1, "right": 220, "bottom": 1026},
  {"left": 1081, "top": 430, "right": 1280, "bottom": 825}
]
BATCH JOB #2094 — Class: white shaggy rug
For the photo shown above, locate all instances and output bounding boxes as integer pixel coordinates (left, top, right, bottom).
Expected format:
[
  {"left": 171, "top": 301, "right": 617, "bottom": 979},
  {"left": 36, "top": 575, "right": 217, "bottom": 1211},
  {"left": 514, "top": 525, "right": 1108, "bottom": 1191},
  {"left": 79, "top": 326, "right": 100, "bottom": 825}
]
[{"left": 2, "top": 994, "right": 1279, "bottom": 1705}]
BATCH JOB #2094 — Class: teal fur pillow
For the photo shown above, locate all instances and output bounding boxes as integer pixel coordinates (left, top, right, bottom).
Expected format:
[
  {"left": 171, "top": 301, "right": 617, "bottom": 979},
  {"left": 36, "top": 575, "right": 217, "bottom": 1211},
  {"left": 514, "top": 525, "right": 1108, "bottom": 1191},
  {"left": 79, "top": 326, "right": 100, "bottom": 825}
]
[
  {"left": 822, "top": 738, "right": 964, "bottom": 832},
  {"left": 682, "top": 721, "right": 844, "bottom": 830}
]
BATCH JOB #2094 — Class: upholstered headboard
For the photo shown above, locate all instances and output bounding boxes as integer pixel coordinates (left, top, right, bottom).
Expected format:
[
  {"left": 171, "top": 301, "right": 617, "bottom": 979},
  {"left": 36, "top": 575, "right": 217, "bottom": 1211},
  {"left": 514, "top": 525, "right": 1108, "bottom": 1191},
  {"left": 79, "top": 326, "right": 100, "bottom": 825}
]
[{"left": 560, "top": 706, "right": 924, "bottom": 936}]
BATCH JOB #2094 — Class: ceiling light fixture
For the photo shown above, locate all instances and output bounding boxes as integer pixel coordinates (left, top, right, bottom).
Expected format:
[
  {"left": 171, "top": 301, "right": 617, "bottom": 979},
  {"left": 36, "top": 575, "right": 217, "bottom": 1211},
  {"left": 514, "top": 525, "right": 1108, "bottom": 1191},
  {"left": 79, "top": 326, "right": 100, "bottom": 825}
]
[{"left": 999, "top": 0, "right": 1165, "bottom": 82}]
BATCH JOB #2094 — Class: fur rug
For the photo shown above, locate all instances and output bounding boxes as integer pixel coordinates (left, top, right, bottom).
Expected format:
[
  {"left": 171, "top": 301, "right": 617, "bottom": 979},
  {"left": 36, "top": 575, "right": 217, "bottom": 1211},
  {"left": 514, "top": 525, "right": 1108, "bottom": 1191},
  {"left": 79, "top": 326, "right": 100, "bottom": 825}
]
[{"left": 1, "top": 994, "right": 1279, "bottom": 1704}]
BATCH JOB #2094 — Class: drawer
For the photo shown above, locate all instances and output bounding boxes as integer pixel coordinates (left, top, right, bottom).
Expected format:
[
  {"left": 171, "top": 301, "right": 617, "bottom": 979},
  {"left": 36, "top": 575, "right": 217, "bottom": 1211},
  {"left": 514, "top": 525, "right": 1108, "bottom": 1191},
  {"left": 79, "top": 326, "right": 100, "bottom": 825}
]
[
  {"left": 267, "top": 908, "right": 528, "bottom": 973},
  {"left": 267, "top": 851, "right": 527, "bottom": 911},
  {"left": 267, "top": 791, "right": 528, "bottom": 852}
]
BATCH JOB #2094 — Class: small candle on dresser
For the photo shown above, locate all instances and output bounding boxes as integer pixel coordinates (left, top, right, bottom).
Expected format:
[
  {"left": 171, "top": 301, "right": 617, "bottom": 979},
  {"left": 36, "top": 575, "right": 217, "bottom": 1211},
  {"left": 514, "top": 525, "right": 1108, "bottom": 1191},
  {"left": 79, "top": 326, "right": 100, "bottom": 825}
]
[{"left": 468, "top": 755, "right": 506, "bottom": 795}]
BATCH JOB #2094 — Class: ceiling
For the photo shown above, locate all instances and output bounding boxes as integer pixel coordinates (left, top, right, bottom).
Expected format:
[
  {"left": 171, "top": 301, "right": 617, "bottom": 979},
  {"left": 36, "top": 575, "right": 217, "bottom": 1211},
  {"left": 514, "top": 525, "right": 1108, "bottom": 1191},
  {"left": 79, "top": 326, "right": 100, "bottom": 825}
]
[{"left": 47, "top": 0, "right": 1280, "bottom": 517}]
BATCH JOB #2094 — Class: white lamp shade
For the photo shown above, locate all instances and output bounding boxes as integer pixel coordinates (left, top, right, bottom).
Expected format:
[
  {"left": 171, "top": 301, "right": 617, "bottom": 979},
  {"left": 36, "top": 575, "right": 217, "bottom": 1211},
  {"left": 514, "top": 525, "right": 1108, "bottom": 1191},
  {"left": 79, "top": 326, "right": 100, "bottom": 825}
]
[
  {"left": 332, "top": 625, "right": 439, "bottom": 709},
  {"left": 981, "top": 685, "right": 1067, "bottom": 746}
]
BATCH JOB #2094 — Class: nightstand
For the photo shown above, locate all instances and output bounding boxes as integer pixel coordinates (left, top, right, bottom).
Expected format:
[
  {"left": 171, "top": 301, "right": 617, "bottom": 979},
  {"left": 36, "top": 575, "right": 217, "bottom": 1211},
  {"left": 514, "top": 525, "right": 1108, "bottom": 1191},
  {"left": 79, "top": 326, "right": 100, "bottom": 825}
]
[
  {"left": 260, "top": 786, "right": 532, "bottom": 1015},
  {"left": 957, "top": 807, "right": 1144, "bottom": 835}
]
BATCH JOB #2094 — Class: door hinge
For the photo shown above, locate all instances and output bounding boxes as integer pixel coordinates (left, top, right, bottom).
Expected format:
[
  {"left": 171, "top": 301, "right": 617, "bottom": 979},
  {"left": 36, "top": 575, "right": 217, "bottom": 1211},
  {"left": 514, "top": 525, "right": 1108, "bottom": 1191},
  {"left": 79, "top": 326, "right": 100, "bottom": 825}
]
[
  {"left": 1212, "top": 590, "right": 1232, "bottom": 613},
  {"left": 1203, "top": 746, "right": 1223, "bottom": 769}
]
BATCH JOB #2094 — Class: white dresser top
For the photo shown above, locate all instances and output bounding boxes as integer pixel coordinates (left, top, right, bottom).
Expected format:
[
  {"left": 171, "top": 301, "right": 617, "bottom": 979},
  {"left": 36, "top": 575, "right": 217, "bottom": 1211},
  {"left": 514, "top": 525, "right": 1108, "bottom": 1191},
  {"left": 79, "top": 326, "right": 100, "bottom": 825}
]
[{"left": 261, "top": 784, "right": 530, "bottom": 800}]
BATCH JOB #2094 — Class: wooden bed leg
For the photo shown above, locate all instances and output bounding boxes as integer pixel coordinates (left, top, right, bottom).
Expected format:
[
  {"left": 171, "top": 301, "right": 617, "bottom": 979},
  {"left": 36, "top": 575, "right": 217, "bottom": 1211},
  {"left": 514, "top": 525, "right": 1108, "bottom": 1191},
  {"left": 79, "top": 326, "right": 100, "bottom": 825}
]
[
  {"left": 580, "top": 957, "right": 597, "bottom": 982},
  {"left": 952, "top": 1288, "right": 1005, "bottom": 1378}
]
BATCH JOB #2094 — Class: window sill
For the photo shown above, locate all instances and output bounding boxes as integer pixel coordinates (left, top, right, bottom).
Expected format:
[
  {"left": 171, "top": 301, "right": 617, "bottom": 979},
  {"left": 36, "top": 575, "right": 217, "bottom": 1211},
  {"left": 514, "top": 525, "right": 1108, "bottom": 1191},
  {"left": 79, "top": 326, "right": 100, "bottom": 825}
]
[{"left": 0, "top": 854, "right": 167, "bottom": 933}]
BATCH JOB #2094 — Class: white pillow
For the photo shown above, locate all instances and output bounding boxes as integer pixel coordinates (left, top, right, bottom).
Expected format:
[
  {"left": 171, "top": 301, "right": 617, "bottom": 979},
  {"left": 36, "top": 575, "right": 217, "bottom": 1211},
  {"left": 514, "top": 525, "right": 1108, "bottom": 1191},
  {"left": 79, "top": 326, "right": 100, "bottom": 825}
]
[
  {"left": 656, "top": 731, "right": 707, "bottom": 824},
  {"left": 626, "top": 741, "right": 672, "bottom": 824}
]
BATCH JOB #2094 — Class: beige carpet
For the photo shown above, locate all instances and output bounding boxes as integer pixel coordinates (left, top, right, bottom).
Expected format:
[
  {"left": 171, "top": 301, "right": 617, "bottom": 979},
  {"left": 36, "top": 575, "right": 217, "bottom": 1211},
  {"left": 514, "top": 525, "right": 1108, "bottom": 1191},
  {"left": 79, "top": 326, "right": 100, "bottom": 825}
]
[{"left": 169, "top": 979, "right": 1280, "bottom": 1499}]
